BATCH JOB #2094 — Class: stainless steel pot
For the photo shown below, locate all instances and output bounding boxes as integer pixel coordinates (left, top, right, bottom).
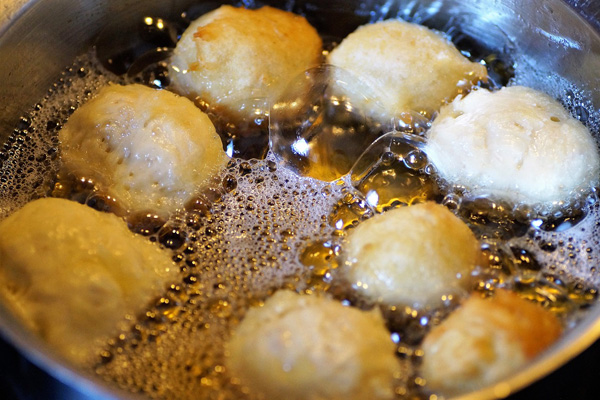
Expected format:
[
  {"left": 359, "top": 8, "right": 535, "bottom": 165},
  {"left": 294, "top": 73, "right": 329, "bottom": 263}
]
[{"left": 1, "top": 1, "right": 600, "bottom": 399}]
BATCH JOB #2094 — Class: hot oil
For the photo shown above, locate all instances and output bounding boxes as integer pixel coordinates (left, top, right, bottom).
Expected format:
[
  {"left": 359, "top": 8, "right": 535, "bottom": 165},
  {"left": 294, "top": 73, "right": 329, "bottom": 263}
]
[
  {"left": 91, "top": 155, "right": 349, "bottom": 400},
  {"left": 0, "top": 60, "right": 118, "bottom": 219},
  {"left": 1, "top": 5, "right": 600, "bottom": 400}
]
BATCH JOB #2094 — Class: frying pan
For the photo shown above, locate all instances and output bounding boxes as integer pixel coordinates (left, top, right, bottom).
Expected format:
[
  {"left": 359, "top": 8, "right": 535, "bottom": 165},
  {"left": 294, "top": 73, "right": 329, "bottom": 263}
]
[{"left": 1, "top": 0, "right": 600, "bottom": 399}]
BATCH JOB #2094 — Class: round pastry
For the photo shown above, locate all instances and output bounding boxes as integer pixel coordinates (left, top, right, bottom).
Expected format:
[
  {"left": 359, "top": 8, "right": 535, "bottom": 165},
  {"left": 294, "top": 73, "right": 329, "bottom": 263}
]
[
  {"left": 342, "top": 202, "right": 480, "bottom": 308},
  {"left": 170, "top": 5, "right": 322, "bottom": 116},
  {"left": 59, "top": 83, "right": 228, "bottom": 217},
  {"left": 425, "top": 85, "right": 600, "bottom": 210},
  {"left": 421, "top": 289, "right": 562, "bottom": 396},
  {"left": 0, "top": 198, "right": 179, "bottom": 365},
  {"left": 227, "top": 290, "right": 399, "bottom": 400},
  {"left": 327, "top": 19, "right": 487, "bottom": 121}
]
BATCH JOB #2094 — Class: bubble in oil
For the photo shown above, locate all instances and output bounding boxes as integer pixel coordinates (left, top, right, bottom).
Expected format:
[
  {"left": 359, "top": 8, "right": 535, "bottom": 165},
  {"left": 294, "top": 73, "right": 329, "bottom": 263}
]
[
  {"left": 299, "top": 239, "right": 340, "bottom": 292},
  {"left": 510, "top": 275, "right": 575, "bottom": 315},
  {"left": 127, "top": 48, "right": 173, "bottom": 89},
  {"left": 456, "top": 196, "right": 531, "bottom": 240},
  {"left": 129, "top": 212, "right": 167, "bottom": 236},
  {"left": 350, "top": 131, "right": 437, "bottom": 212},
  {"left": 207, "top": 96, "right": 271, "bottom": 160},
  {"left": 269, "top": 65, "right": 394, "bottom": 182},
  {"left": 328, "top": 190, "right": 374, "bottom": 234}
]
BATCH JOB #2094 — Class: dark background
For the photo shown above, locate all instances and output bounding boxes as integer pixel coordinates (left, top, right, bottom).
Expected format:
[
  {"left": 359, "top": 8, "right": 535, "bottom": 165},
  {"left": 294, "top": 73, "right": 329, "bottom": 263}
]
[
  {"left": 508, "top": 339, "right": 600, "bottom": 400},
  {"left": 2, "top": 335, "right": 600, "bottom": 399}
]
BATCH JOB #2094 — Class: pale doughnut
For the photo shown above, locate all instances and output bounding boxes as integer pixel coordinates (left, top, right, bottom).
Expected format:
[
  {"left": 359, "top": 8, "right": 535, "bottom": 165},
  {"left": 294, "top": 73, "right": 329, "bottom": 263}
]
[
  {"left": 342, "top": 202, "right": 480, "bottom": 308},
  {"left": 59, "top": 83, "right": 228, "bottom": 217},
  {"left": 0, "top": 198, "right": 179, "bottom": 365},
  {"left": 425, "top": 85, "right": 600, "bottom": 210},
  {"left": 227, "top": 290, "right": 399, "bottom": 400},
  {"left": 421, "top": 290, "right": 562, "bottom": 396},
  {"left": 327, "top": 19, "right": 487, "bottom": 121},
  {"left": 170, "top": 5, "right": 322, "bottom": 115}
]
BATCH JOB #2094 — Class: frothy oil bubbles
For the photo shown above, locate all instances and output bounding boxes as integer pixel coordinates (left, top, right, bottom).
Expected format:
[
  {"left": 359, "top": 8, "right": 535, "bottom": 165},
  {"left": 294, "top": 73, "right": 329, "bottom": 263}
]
[
  {"left": 1, "top": 8, "right": 600, "bottom": 400},
  {"left": 92, "top": 155, "right": 350, "bottom": 400}
]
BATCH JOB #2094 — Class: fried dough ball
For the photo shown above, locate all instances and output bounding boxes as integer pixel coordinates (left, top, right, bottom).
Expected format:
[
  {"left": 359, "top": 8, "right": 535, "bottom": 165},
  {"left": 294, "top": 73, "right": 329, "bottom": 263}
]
[
  {"left": 421, "top": 290, "right": 562, "bottom": 396},
  {"left": 425, "top": 86, "right": 600, "bottom": 210},
  {"left": 227, "top": 290, "right": 399, "bottom": 400},
  {"left": 59, "top": 83, "right": 228, "bottom": 217},
  {"left": 170, "top": 5, "right": 322, "bottom": 116},
  {"left": 0, "top": 198, "right": 179, "bottom": 365},
  {"left": 327, "top": 19, "right": 487, "bottom": 121},
  {"left": 342, "top": 202, "right": 480, "bottom": 308}
]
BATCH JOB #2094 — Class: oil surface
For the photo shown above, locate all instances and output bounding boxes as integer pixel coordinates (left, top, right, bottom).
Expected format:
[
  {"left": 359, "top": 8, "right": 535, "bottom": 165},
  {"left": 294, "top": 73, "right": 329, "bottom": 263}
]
[{"left": 0, "top": 2, "right": 600, "bottom": 400}]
